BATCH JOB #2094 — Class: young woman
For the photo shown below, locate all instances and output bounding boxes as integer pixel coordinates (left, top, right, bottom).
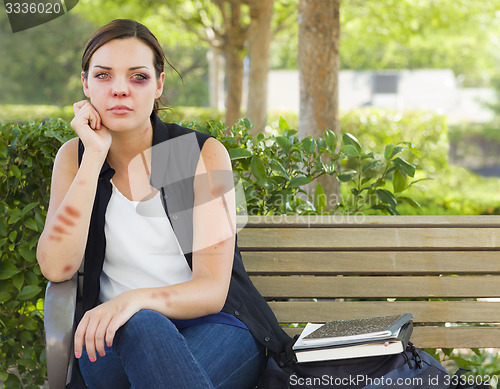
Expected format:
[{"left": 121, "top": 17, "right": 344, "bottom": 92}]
[{"left": 37, "top": 19, "right": 289, "bottom": 389}]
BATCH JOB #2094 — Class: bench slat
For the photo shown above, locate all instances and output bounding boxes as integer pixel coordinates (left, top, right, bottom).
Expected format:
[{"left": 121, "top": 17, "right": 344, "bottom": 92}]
[
  {"left": 242, "top": 251, "right": 500, "bottom": 275},
  {"left": 267, "top": 301, "right": 500, "bottom": 323},
  {"left": 241, "top": 215, "right": 500, "bottom": 227},
  {"left": 238, "top": 228, "right": 500, "bottom": 250},
  {"left": 251, "top": 276, "right": 500, "bottom": 299},
  {"left": 282, "top": 327, "right": 500, "bottom": 348}
]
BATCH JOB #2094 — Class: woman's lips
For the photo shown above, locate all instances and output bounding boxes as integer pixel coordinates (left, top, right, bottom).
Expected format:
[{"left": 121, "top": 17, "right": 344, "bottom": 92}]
[{"left": 108, "top": 105, "right": 132, "bottom": 115}]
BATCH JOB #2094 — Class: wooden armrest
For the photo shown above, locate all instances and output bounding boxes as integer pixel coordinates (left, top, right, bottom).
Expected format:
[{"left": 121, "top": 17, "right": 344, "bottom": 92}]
[{"left": 44, "top": 274, "right": 78, "bottom": 389}]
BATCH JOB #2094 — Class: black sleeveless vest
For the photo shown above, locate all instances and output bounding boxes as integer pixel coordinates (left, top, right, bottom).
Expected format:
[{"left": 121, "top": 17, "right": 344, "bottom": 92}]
[{"left": 77, "top": 112, "right": 290, "bottom": 357}]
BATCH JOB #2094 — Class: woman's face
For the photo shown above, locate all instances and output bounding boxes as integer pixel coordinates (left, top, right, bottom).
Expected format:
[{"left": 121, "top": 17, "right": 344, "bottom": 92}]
[{"left": 82, "top": 37, "right": 165, "bottom": 132}]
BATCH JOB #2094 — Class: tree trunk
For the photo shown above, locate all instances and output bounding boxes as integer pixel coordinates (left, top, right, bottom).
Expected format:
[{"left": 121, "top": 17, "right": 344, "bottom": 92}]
[
  {"left": 220, "top": 0, "right": 246, "bottom": 128},
  {"left": 207, "top": 46, "right": 224, "bottom": 110},
  {"left": 247, "top": 0, "right": 274, "bottom": 134},
  {"left": 298, "top": 0, "right": 340, "bottom": 209}
]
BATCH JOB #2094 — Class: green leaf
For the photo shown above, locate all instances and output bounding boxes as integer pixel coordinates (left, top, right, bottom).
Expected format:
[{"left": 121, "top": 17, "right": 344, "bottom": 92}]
[
  {"left": 340, "top": 145, "right": 360, "bottom": 158},
  {"left": 269, "top": 176, "right": 287, "bottom": 185},
  {"left": 0, "top": 292, "right": 10, "bottom": 303},
  {"left": 384, "top": 144, "right": 394, "bottom": 161},
  {"left": 362, "top": 160, "right": 381, "bottom": 172},
  {"left": 24, "top": 218, "right": 38, "bottom": 231},
  {"left": 314, "top": 183, "right": 326, "bottom": 213},
  {"left": 342, "top": 133, "right": 362, "bottom": 152},
  {"left": 228, "top": 148, "right": 252, "bottom": 160},
  {"left": 242, "top": 117, "right": 251, "bottom": 129},
  {"left": 301, "top": 137, "right": 315, "bottom": 155},
  {"left": 392, "top": 170, "right": 406, "bottom": 193},
  {"left": 449, "top": 356, "right": 482, "bottom": 366},
  {"left": 20, "top": 331, "right": 33, "bottom": 343},
  {"left": 376, "top": 189, "right": 398, "bottom": 208},
  {"left": 12, "top": 273, "right": 24, "bottom": 291},
  {"left": 8, "top": 230, "right": 17, "bottom": 243},
  {"left": 17, "top": 285, "right": 43, "bottom": 300},
  {"left": 324, "top": 130, "right": 338, "bottom": 151},
  {"left": 10, "top": 164, "right": 21, "bottom": 178},
  {"left": 7, "top": 208, "right": 22, "bottom": 225},
  {"left": 0, "top": 142, "right": 7, "bottom": 158},
  {"left": 0, "top": 262, "right": 20, "bottom": 280},
  {"left": 18, "top": 246, "right": 36, "bottom": 263},
  {"left": 21, "top": 202, "right": 39, "bottom": 216},
  {"left": 389, "top": 146, "right": 404, "bottom": 159},
  {"left": 278, "top": 116, "right": 290, "bottom": 132},
  {"left": 401, "top": 141, "right": 420, "bottom": 157},
  {"left": 0, "top": 371, "right": 9, "bottom": 382},
  {"left": 270, "top": 160, "right": 290, "bottom": 179},
  {"left": 18, "top": 358, "right": 36, "bottom": 369},
  {"left": 393, "top": 157, "right": 416, "bottom": 177},
  {"left": 275, "top": 136, "right": 290, "bottom": 151},
  {"left": 288, "top": 176, "right": 312, "bottom": 188},
  {"left": 255, "top": 178, "right": 272, "bottom": 189},
  {"left": 397, "top": 196, "right": 422, "bottom": 209},
  {"left": 22, "top": 317, "right": 38, "bottom": 331},
  {"left": 338, "top": 170, "right": 357, "bottom": 182},
  {"left": 250, "top": 156, "right": 267, "bottom": 180}
]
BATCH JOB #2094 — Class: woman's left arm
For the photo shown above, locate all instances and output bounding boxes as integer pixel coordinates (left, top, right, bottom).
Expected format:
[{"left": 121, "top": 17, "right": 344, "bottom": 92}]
[{"left": 74, "top": 138, "right": 237, "bottom": 362}]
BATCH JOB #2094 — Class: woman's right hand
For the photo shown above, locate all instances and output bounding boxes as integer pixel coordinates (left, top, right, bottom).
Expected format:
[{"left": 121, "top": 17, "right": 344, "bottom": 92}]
[{"left": 70, "top": 100, "right": 112, "bottom": 156}]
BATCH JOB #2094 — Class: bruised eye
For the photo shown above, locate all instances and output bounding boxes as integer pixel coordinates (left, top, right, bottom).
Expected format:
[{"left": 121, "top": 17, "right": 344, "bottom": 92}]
[
  {"left": 95, "top": 73, "right": 110, "bottom": 80},
  {"left": 132, "top": 74, "right": 149, "bottom": 82}
]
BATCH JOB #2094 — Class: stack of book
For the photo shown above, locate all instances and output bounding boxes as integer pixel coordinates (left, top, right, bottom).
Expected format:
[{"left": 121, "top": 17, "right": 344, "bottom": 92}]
[{"left": 292, "top": 313, "right": 414, "bottom": 363}]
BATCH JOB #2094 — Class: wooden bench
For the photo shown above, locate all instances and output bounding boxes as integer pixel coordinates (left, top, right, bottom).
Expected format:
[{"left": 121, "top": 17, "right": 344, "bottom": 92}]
[
  {"left": 45, "top": 215, "right": 500, "bottom": 388},
  {"left": 238, "top": 215, "right": 500, "bottom": 349}
]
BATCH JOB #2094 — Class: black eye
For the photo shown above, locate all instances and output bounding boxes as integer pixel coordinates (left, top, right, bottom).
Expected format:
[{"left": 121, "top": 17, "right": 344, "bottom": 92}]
[{"left": 133, "top": 74, "right": 148, "bottom": 81}]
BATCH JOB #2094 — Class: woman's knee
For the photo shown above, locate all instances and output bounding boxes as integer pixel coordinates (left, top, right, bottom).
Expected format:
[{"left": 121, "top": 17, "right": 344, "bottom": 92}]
[{"left": 116, "top": 310, "right": 179, "bottom": 344}]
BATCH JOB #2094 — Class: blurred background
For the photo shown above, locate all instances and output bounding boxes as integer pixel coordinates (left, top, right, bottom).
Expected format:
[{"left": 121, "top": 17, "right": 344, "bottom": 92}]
[{"left": 2, "top": 0, "right": 500, "bottom": 213}]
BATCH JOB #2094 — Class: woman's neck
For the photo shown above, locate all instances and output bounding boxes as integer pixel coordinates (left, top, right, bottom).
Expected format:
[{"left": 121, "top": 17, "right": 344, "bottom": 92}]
[{"left": 106, "top": 120, "right": 154, "bottom": 171}]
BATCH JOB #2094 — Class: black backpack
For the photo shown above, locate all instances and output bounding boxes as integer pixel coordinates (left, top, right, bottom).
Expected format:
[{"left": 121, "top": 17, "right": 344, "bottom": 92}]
[{"left": 257, "top": 339, "right": 489, "bottom": 389}]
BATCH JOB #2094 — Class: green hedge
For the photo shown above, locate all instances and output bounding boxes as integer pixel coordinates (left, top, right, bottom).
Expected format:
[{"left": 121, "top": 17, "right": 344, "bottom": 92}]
[
  {"left": 340, "top": 108, "right": 448, "bottom": 175},
  {"left": 0, "top": 119, "right": 75, "bottom": 388},
  {"left": 0, "top": 104, "right": 224, "bottom": 125}
]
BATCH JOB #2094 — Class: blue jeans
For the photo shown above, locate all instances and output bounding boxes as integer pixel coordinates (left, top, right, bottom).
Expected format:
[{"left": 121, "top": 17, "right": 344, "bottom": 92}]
[{"left": 78, "top": 310, "right": 266, "bottom": 389}]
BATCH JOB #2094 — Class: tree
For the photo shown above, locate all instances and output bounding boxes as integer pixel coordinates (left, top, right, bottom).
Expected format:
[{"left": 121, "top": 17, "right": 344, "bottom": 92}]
[
  {"left": 178, "top": 0, "right": 271, "bottom": 129},
  {"left": 167, "top": 0, "right": 294, "bottom": 130},
  {"left": 247, "top": 0, "right": 274, "bottom": 133},
  {"left": 298, "top": 0, "right": 340, "bottom": 206}
]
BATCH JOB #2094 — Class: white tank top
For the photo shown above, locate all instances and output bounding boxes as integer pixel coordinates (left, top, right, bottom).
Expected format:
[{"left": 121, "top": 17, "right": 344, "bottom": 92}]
[{"left": 99, "top": 180, "right": 193, "bottom": 303}]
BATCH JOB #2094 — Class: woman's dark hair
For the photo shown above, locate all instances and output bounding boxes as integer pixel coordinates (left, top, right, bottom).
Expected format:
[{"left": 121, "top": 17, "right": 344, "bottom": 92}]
[{"left": 82, "top": 19, "right": 179, "bottom": 114}]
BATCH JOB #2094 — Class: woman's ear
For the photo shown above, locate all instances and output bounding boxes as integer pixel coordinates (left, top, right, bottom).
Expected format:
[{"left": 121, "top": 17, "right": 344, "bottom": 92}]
[
  {"left": 155, "top": 72, "right": 165, "bottom": 99},
  {"left": 81, "top": 71, "right": 91, "bottom": 98}
]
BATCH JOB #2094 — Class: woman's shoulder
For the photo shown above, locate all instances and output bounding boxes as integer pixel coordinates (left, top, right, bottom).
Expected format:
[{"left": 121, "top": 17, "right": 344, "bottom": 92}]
[{"left": 53, "top": 137, "right": 79, "bottom": 172}]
